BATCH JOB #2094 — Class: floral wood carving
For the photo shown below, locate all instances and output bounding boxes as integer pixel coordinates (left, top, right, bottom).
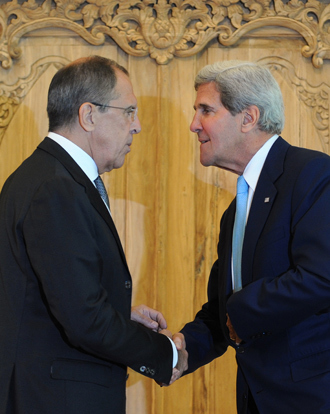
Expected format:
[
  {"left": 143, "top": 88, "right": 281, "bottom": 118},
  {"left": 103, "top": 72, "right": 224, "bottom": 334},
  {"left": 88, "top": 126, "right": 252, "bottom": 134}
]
[
  {"left": 0, "top": 56, "right": 327, "bottom": 150},
  {"left": 0, "top": 0, "right": 330, "bottom": 67},
  {"left": 259, "top": 56, "right": 329, "bottom": 153},
  {"left": 0, "top": 56, "right": 69, "bottom": 145}
]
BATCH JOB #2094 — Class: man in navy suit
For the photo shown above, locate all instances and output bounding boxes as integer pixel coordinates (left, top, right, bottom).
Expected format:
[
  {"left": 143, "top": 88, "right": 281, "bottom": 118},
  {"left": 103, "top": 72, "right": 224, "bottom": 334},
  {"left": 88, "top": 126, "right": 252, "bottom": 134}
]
[
  {"left": 0, "top": 56, "right": 187, "bottom": 414},
  {"left": 172, "top": 61, "right": 330, "bottom": 413}
]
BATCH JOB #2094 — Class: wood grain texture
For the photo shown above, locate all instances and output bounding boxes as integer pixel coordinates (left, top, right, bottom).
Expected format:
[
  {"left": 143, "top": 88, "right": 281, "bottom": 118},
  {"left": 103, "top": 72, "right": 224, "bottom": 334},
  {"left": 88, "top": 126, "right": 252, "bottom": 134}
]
[{"left": 0, "top": 8, "right": 329, "bottom": 413}]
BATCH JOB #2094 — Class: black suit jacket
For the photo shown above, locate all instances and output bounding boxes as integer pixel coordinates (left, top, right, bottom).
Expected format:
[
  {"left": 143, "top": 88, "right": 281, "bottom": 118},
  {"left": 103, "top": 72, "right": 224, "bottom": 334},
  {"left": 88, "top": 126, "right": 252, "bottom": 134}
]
[
  {"left": 182, "top": 137, "right": 330, "bottom": 413},
  {"left": 0, "top": 138, "right": 172, "bottom": 414}
]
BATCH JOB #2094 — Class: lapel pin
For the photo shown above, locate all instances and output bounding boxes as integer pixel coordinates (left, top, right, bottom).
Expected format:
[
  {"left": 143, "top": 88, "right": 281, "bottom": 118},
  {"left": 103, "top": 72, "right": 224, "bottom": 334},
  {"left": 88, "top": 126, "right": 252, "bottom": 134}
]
[{"left": 264, "top": 197, "right": 270, "bottom": 203}]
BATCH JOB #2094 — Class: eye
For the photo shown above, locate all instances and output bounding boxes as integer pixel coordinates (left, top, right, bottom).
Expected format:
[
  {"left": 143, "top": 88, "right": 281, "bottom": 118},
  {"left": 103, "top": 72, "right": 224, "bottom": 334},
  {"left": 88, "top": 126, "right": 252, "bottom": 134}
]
[
  {"left": 124, "top": 106, "right": 138, "bottom": 121},
  {"left": 125, "top": 107, "right": 136, "bottom": 115},
  {"left": 199, "top": 105, "right": 213, "bottom": 115}
]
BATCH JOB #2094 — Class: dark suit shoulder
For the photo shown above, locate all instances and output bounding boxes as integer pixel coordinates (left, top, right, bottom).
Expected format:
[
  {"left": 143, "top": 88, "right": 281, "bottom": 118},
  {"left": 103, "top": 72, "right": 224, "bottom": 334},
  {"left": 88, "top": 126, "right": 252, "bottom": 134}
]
[
  {"left": 286, "top": 143, "right": 330, "bottom": 163},
  {"left": 284, "top": 145, "right": 330, "bottom": 185},
  {"left": 262, "top": 137, "right": 330, "bottom": 187}
]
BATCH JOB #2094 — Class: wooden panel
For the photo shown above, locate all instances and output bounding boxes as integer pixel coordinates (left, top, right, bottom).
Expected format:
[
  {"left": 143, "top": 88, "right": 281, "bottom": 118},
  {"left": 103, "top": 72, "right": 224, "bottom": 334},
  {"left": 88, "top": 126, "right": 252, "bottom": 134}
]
[{"left": 0, "top": 22, "right": 329, "bottom": 414}]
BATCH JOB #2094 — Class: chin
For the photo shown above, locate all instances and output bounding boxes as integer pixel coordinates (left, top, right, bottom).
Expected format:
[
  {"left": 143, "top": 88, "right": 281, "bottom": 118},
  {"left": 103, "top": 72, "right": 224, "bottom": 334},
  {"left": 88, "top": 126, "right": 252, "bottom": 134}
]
[
  {"left": 113, "top": 159, "right": 126, "bottom": 170},
  {"left": 200, "top": 156, "right": 212, "bottom": 167}
]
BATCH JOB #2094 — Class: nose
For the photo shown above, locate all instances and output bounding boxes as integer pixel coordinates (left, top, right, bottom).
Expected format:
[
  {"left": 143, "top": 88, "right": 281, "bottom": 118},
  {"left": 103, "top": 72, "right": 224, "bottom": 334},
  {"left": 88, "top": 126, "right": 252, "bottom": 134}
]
[
  {"left": 190, "top": 112, "right": 201, "bottom": 133},
  {"left": 131, "top": 115, "right": 142, "bottom": 134}
]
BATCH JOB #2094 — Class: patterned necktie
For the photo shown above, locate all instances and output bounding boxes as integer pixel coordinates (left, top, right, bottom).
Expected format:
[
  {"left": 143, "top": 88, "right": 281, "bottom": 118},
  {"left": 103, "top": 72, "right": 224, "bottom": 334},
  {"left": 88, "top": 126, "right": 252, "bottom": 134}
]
[
  {"left": 94, "top": 176, "right": 110, "bottom": 210},
  {"left": 232, "top": 175, "right": 249, "bottom": 292}
]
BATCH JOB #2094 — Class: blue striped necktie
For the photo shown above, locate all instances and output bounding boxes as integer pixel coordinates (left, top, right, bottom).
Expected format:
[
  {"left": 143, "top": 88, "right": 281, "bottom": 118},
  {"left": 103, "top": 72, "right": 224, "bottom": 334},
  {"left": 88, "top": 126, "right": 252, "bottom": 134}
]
[
  {"left": 232, "top": 175, "right": 249, "bottom": 292},
  {"left": 94, "top": 176, "right": 110, "bottom": 210}
]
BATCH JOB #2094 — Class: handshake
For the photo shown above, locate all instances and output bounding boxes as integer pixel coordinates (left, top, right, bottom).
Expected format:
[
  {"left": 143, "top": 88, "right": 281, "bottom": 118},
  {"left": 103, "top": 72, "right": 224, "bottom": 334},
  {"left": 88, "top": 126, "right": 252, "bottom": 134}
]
[
  {"left": 131, "top": 305, "right": 189, "bottom": 385},
  {"left": 159, "top": 329, "right": 188, "bottom": 385}
]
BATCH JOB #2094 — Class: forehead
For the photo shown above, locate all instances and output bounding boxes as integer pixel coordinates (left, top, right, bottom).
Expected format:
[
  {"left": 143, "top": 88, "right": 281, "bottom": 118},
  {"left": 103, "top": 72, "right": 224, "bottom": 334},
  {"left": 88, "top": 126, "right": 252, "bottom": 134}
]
[
  {"left": 195, "top": 82, "right": 221, "bottom": 107},
  {"left": 113, "top": 69, "right": 137, "bottom": 104}
]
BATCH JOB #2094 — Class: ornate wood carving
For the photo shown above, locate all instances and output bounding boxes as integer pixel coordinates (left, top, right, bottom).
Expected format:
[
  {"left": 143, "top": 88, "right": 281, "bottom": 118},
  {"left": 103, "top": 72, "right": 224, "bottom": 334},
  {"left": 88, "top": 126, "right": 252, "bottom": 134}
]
[
  {"left": 260, "top": 56, "right": 330, "bottom": 153},
  {"left": 0, "top": 56, "right": 68, "bottom": 145},
  {"left": 0, "top": 0, "right": 329, "bottom": 67},
  {"left": 0, "top": 55, "right": 328, "bottom": 152}
]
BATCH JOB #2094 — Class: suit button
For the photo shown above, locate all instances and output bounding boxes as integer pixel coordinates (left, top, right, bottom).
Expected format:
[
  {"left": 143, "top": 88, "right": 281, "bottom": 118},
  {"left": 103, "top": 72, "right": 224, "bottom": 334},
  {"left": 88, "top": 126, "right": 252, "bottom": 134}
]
[
  {"left": 236, "top": 346, "right": 245, "bottom": 354},
  {"left": 125, "top": 281, "right": 132, "bottom": 289},
  {"left": 140, "top": 366, "right": 146, "bottom": 373}
]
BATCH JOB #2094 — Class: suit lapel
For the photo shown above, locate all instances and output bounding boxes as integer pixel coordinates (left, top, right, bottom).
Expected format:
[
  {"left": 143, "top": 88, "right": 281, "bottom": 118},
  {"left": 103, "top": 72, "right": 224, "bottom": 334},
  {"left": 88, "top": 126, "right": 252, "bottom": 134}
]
[
  {"left": 38, "top": 137, "right": 129, "bottom": 270},
  {"left": 242, "top": 137, "right": 290, "bottom": 287},
  {"left": 217, "top": 199, "right": 236, "bottom": 306}
]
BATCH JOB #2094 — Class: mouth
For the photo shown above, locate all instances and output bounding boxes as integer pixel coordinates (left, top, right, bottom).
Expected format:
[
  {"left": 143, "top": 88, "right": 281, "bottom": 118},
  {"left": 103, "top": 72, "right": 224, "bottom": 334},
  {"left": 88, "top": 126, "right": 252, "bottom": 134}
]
[{"left": 199, "top": 138, "right": 209, "bottom": 144}]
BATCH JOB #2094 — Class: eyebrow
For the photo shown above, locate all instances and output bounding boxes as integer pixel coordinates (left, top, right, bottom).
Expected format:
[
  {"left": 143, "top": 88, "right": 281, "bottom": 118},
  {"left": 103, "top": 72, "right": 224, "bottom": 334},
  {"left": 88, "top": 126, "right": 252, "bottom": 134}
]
[
  {"left": 193, "top": 103, "right": 214, "bottom": 110},
  {"left": 122, "top": 104, "right": 137, "bottom": 111}
]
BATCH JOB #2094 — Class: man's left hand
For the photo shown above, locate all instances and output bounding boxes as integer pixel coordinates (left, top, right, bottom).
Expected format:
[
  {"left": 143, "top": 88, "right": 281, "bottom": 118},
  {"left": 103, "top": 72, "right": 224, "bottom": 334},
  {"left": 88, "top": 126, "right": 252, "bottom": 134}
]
[
  {"left": 226, "top": 313, "right": 242, "bottom": 345},
  {"left": 131, "top": 304, "right": 167, "bottom": 332}
]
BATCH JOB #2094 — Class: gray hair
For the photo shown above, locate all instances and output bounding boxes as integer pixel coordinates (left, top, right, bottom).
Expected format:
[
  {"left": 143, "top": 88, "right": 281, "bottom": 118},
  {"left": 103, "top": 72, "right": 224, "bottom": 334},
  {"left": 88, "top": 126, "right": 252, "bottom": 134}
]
[
  {"left": 47, "top": 55, "right": 129, "bottom": 132},
  {"left": 195, "top": 61, "right": 285, "bottom": 134}
]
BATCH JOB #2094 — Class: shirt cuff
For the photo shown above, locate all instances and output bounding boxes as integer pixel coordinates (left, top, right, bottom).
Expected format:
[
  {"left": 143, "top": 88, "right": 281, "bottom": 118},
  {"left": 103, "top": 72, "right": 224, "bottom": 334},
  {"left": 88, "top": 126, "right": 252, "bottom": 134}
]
[{"left": 166, "top": 336, "right": 178, "bottom": 367}]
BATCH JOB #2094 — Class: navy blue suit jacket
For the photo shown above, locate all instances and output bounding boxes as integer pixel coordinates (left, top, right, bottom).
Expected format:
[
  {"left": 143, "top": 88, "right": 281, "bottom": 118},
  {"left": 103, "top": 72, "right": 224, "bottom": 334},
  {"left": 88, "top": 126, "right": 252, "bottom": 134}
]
[{"left": 182, "top": 137, "right": 330, "bottom": 413}]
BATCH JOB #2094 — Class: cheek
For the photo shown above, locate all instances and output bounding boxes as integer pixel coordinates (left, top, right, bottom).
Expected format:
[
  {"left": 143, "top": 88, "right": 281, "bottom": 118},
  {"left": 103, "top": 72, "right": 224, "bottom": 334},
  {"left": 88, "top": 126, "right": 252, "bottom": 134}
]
[
  {"left": 203, "top": 119, "right": 218, "bottom": 138},
  {"left": 113, "top": 134, "right": 130, "bottom": 157},
  {"left": 114, "top": 121, "right": 130, "bottom": 140},
  {"left": 206, "top": 127, "right": 220, "bottom": 147},
  {"left": 105, "top": 125, "right": 126, "bottom": 149}
]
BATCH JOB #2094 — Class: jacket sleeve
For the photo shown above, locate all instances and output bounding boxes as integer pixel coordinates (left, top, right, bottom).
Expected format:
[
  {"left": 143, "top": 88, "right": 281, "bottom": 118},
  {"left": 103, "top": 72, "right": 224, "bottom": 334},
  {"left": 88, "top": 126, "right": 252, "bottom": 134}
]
[{"left": 181, "top": 259, "right": 228, "bottom": 374}]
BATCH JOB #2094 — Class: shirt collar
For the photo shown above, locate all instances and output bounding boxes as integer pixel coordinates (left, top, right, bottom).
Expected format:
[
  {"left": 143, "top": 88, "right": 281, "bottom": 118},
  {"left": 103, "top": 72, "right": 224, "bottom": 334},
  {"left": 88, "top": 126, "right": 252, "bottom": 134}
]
[
  {"left": 47, "top": 132, "right": 99, "bottom": 183},
  {"left": 243, "top": 135, "right": 278, "bottom": 192}
]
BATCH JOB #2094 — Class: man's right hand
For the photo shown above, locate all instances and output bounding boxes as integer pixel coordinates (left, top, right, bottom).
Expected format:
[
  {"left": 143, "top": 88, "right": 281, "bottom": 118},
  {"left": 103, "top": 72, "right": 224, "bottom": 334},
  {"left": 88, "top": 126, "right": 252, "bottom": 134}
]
[{"left": 169, "top": 333, "right": 188, "bottom": 384}]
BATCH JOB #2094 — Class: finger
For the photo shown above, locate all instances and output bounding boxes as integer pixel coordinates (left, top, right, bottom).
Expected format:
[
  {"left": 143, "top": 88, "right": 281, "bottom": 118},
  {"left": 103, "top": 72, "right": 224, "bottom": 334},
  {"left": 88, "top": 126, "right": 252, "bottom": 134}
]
[
  {"left": 235, "top": 336, "right": 242, "bottom": 345},
  {"left": 226, "top": 318, "right": 233, "bottom": 330},
  {"left": 178, "top": 349, "right": 188, "bottom": 372},
  {"left": 155, "top": 312, "right": 167, "bottom": 330},
  {"left": 183, "top": 350, "right": 189, "bottom": 371},
  {"left": 159, "top": 329, "right": 173, "bottom": 339},
  {"left": 139, "top": 313, "right": 159, "bottom": 331},
  {"left": 131, "top": 306, "right": 159, "bottom": 331},
  {"left": 146, "top": 307, "right": 167, "bottom": 330},
  {"left": 173, "top": 333, "right": 184, "bottom": 350},
  {"left": 169, "top": 368, "right": 181, "bottom": 385}
]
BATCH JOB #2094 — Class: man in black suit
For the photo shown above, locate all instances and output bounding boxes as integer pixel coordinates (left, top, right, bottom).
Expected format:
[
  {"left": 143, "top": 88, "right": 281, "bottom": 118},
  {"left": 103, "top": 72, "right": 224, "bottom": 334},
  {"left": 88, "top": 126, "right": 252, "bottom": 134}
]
[
  {"left": 0, "top": 55, "right": 187, "bottom": 414},
  {"left": 172, "top": 60, "right": 330, "bottom": 413}
]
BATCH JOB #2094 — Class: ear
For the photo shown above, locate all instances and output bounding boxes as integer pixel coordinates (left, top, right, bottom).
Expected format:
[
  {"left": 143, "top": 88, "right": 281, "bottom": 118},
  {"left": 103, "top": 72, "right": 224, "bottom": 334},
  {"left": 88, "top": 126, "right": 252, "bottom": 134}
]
[
  {"left": 241, "top": 105, "right": 259, "bottom": 131},
  {"left": 78, "top": 102, "right": 96, "bottom": 132}
]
